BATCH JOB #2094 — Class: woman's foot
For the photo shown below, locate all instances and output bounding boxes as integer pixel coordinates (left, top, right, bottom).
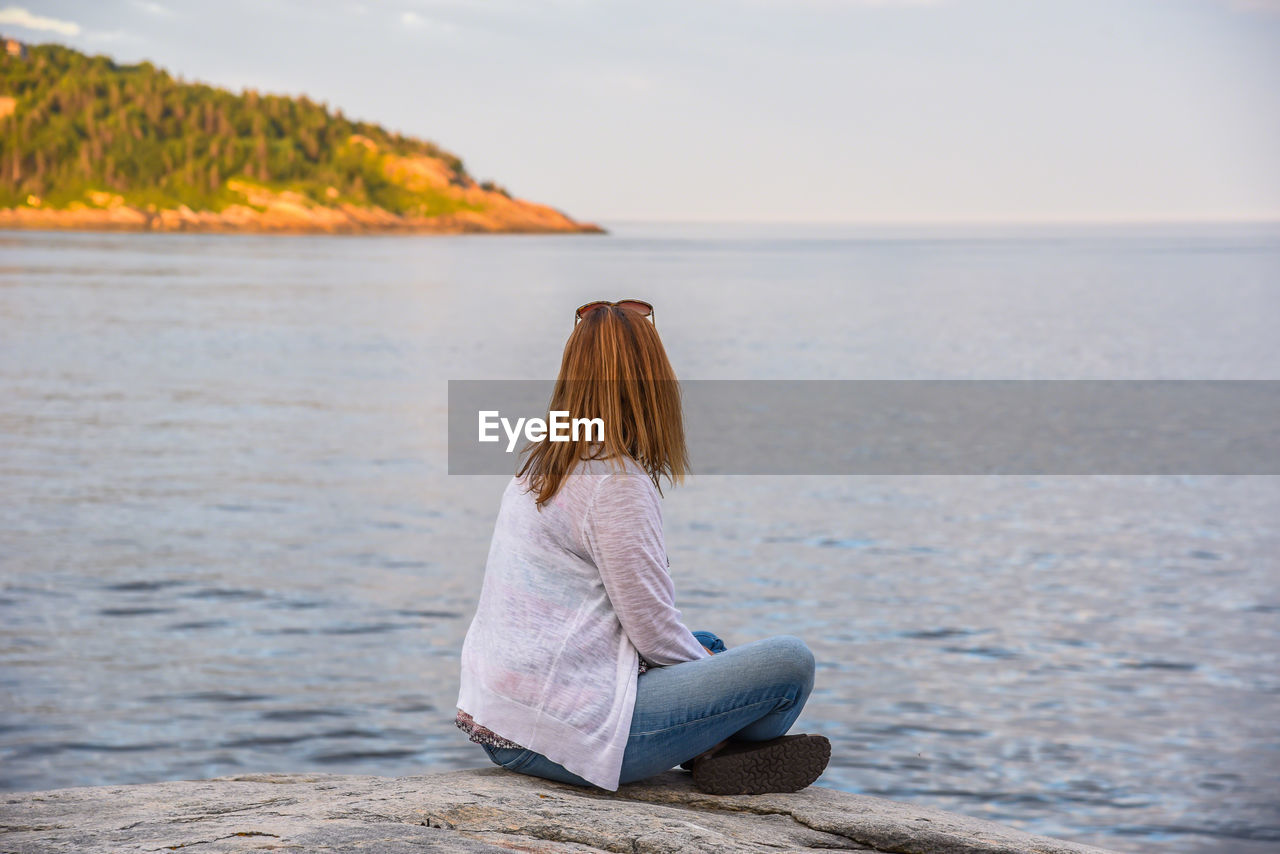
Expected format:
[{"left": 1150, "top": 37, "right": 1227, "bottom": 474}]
[{"left": 688, "top": 733, "right": 831, "bottom": 795}]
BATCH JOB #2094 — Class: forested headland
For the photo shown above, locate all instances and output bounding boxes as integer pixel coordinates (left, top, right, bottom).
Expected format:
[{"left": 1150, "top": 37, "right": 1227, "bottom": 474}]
[{"left": 0, "top": 41, "right": 602, "bottom": 234}]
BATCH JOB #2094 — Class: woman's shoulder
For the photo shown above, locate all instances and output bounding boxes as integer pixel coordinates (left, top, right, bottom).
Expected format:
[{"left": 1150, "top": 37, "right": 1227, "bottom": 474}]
[
  {"left": 503, "top": 456, "right": 653, "bottom": 516},
  {"left": 581, "top": 459, "right": 660, "bottom": 519}
]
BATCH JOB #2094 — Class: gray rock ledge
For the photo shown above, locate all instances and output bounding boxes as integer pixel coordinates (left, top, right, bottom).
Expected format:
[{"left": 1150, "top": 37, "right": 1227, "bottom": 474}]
[{"left": 1, "top": 767, "right": 1119, "bottom": 853}]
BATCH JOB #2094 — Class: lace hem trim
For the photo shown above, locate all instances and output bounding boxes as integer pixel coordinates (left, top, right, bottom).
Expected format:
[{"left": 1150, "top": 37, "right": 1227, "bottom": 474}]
[{"left": 456, "top": 657, "right": 651, "bottom": 751}]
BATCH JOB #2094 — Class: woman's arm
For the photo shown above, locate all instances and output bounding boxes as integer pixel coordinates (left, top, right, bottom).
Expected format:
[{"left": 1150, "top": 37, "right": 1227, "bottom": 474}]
[{"left": 583, "top": 472, "right": 710, "bottom": 666}]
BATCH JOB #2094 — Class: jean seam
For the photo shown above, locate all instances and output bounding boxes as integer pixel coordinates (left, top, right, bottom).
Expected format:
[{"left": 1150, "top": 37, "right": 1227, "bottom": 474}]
[
  {"left": 484, "top": 744, "right": 532, "bottom": 770},
  {"left": 631, "top": 696, "right": 788, "bottom": 737},
  {"left": 502, "top": 748, "right": 536, "bottom": 771}
]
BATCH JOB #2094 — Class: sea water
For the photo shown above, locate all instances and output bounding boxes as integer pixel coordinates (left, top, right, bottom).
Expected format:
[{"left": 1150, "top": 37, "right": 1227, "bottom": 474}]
[{"left": 0, "top": 223, "right": 1277, "bottom": 852}]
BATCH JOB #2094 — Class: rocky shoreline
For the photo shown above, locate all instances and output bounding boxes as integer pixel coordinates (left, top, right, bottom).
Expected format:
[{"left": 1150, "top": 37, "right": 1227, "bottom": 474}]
[
  {"left": 0, "top": 206, "right": 606, "bottom": 235},
  {"left": 0, "top": 191, "right": 606, "bottom": 236},
  {"left": 0, "top": 767, "right": 1118, "bottom": 853}
]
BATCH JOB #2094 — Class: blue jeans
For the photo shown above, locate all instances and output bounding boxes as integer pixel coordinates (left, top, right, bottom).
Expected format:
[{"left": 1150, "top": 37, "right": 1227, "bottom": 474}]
[{"left": 481, "top": 634, "right": 816, "bottom": 788}]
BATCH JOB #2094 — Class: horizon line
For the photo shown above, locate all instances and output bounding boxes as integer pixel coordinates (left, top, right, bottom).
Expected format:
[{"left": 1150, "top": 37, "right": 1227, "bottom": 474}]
[{"left": 594, "top": 214, "right": 1280, "bottom": 228}]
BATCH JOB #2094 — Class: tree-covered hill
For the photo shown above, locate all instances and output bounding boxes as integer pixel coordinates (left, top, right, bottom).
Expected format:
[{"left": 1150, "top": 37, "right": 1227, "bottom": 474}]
[{"left": 0, "top": 41, "right": 599, "bottom": 232}]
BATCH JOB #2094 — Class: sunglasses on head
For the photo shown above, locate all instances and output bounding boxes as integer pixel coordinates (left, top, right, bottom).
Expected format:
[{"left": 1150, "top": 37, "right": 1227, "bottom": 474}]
[{"left": 574, "top": 299, "right": 655, "bottom": 327}]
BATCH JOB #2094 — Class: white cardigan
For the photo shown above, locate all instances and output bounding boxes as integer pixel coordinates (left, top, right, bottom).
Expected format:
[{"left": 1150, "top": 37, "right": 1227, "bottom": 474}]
[{"left": 456, "top": 455, "right": 709, "bottom": 790}]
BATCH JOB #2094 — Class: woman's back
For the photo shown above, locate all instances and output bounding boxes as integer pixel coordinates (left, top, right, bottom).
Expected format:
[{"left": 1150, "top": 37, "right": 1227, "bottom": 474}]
[{"left": 458, "top": 454, "right": 707, "bottom": 789}]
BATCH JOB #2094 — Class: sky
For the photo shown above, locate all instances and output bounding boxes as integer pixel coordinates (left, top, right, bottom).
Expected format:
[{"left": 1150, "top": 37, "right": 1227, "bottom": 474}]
[{"left": 2, "top": 0, "right": 1279, "bottom": 224}]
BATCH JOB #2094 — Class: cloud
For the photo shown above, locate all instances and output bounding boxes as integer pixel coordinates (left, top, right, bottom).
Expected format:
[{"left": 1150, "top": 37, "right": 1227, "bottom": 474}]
[
  {"left": 132, "top": 0, "right": 172, "bottom": 15},
  {"left": 0, "top": 5, "right": 81, "bottom": 35},
  {"left": 399, "top": 9, "right": 458, "bottom": 32}
]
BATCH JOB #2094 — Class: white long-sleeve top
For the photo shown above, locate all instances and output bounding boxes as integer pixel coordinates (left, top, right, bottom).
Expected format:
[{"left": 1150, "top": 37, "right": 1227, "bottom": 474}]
[{"left": 456, "top": 454, "right": 709, "bottom": 790}]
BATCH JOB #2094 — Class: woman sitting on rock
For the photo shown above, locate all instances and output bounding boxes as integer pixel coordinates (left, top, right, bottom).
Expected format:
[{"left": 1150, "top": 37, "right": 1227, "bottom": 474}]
[{"left": 455, "top": 299, "right": 830, "bottom": 794}]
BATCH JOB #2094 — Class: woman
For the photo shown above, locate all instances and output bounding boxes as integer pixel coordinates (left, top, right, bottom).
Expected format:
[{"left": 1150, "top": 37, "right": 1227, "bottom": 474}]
[{"left": 455, "top": 299, "right": 829, "bottom": 794}]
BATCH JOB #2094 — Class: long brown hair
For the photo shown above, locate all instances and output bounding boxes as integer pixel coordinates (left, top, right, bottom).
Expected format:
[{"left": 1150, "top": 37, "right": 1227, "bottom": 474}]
[{"left": 517, "top": 304, "right": 689, "bottom": 507}]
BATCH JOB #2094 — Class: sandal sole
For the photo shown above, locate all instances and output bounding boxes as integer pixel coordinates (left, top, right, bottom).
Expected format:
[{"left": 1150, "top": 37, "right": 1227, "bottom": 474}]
[{"left": 691, "top": 734, "right": 831, "bottom": 795}]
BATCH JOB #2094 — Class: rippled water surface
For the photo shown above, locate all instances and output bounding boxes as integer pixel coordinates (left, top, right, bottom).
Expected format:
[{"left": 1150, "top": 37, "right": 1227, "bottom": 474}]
[{"left": 1, "top": 224, "right": 1278, "bottom": 852}]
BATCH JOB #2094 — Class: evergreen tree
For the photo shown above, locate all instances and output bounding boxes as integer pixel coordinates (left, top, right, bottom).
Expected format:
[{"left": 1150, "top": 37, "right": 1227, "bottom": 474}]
[{"left": 0, "top": 42, "right": 481, "bottom": 216}]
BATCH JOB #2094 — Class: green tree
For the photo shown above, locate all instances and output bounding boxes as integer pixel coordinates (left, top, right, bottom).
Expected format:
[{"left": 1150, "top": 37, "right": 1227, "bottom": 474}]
[{"left": 0, "top": 42, "right": 479, "bottom": 214}]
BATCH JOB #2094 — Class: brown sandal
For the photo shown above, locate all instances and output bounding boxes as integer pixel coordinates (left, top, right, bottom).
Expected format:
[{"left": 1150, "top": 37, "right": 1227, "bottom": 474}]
[{"left": 688, "top": 733, "right": 831, "bottom": 795}]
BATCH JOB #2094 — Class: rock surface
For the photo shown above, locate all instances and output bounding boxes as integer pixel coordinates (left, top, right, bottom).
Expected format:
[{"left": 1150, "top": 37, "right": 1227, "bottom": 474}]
[{"left": 1, "top": 767, "right": 1118, "bottom": 853}]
